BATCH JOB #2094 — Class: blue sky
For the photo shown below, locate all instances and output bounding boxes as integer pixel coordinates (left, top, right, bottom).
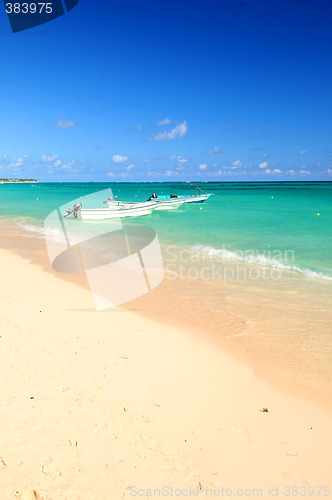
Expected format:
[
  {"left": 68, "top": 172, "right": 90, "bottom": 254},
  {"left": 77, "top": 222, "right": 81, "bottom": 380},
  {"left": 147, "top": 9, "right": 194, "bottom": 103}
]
[{"left": 0, "top": 0, "right": 332, "bottom": 181}]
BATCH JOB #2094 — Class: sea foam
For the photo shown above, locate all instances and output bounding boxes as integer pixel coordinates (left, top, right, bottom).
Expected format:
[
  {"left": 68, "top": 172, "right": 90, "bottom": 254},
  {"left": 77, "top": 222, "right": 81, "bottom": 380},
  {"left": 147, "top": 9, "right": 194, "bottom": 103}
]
[{"left": 190, "top": 244, "right": 332, "bottom": 281}]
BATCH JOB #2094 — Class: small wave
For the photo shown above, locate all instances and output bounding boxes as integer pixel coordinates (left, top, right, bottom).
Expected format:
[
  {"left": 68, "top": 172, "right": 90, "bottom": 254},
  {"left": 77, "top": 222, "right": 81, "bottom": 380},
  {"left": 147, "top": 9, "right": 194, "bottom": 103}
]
[
  {"left": 190, "top": 244, "right": 332, "bottom": 281},
  {"left": 17, "top": 222, "right": 65, "bottom": 242}
]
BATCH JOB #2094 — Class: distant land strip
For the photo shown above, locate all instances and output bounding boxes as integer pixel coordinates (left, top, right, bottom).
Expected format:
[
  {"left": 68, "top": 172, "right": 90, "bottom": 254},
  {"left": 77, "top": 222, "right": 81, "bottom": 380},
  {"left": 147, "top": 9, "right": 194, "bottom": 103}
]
[{"left": 0, "top": 178, "right": 37, "bottom": 183}]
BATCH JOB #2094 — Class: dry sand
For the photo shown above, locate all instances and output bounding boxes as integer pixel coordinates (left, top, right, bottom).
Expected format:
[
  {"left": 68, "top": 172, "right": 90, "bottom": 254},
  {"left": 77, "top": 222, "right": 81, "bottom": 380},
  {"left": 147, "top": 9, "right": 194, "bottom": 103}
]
[{"left": 0, "top": 245, "right": 332, "bottom": 499}]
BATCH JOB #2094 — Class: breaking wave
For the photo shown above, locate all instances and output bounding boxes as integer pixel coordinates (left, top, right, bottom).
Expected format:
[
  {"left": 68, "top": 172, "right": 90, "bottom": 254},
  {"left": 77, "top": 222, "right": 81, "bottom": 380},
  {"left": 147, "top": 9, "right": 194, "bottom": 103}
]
[{"left": 190, "top": 244, "right": 332, "bottom": 281}]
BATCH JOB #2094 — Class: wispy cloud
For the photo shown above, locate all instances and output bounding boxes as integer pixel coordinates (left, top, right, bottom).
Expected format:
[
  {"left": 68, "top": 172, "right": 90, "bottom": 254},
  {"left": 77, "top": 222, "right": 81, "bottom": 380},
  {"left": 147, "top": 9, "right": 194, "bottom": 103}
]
[
  {"left": 41, "top": 154, "right": 58, "bottom": 162},
  {"left": 106, "top": 171, "right": 130, "bottom": 178},
  {"left": 56, "top": 119, "right": 77, "bottom": 128},
  {"left": 60, "top": 160, "right": 77, "bottom": 171},
  {"left": 150, "top": 121, "right": 188, "bottom": 141},
  {"left": 45, "top": 158, "right": 80, "bottom": 174},
  {"left": 207, "top": 146, "right": 222, "bottom": 155},
  {"left": 265, "top": 168, "right": 282, "bottom": 174},
  {"left": 170, "top": 155, "right": 188, "bottom": 166},
  {"left": 0, "top": 154, "right": 9, "bottom": 164},
  {"left": 259, "top": 161, "right": 269, "bottom": 169},
  {"left": 232, "top": 160, "right": 242, "bottom": 167},
  {"left": 157, "top": 118, "right": 172, "bottom": 126},
  {"left": 299, "top": 150, "right": 308, "bottom": 155},
  {"left": 199, "top": 164, "right": 207, "bottom": 170},
  {"left": 127, "top": 124, "right": 145, "bottom": 133},
  {"left": 7, "top": 154, "right": 29, "bottom": 168},
  {"left": 112, "top": 154, "right": 129, "bottom": 163},
  {"left": 226, "top": 123, "right": 243, "bottom": 129}
]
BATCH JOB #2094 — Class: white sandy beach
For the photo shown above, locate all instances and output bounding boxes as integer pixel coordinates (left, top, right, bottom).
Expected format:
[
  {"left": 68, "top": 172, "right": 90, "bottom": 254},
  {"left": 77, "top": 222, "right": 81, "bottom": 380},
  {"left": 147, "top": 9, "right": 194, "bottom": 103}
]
[{"left": 0, "top": 245, "right": 332, "bottom": 499}]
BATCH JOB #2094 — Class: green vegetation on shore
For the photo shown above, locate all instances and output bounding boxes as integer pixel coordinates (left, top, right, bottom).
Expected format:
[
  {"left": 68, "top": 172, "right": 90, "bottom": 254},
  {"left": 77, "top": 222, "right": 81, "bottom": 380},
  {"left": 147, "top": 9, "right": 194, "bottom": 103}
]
[{"left": 0, "top": 178, "right": 37, "bottom": 183}]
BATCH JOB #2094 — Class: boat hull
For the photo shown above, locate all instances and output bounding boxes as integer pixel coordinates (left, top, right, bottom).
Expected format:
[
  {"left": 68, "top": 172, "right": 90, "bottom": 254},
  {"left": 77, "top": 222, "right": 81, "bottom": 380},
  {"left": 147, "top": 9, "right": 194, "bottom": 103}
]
[
  {"left": 78, "top": 207, "right": 154, "bottom": 220},
  {"left": 108, "top": 193, "right": 212, "bottom": 211}
]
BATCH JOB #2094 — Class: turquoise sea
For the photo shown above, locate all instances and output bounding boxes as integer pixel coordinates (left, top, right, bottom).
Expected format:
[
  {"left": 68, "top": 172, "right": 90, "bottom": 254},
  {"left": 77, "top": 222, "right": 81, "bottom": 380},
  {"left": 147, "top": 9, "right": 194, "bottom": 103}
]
[
  {"left": 1, "top": 181, "right": 332, "bottom": 396},
  {"left": 0, "top": 181, "right": 331, "bottom": 280}
]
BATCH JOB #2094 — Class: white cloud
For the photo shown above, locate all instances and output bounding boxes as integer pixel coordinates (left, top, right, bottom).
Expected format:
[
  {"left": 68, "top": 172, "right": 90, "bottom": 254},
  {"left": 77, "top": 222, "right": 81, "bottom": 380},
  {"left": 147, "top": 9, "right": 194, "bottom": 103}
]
[
  {"left": 46, "top": 158, "right": 78, "bottom": 173},
  {"left": 224, "top": 165, "right": 240, "bottom": 170},
  {"left": 41, "top": 154, "right": 58, "bottom": 162},
  {"left": 60, "top": 160, "right": 76, "bottom": 171},
  {"left": 232, "top": 160, "right": 242, "bottom": 167},
  {"left": 8, "top": 154, "right": 29, "bottom": 168},
  {"left": 199, "top": 164, "right": 207, "bottom": 170},
  {"left": 327, "top": 169, "right": 332, "bottom": 175},
  {"left": 170, "top": 155, "right": 188, "bottom": 165},
  {"left": 0, "top": 154, "right": 9, "bottom": 163},
  {"left": 56, "top": 119, "right": 77, "bottom": 128},
  {"left": 157, "top": 118, "right": 172, "bottom": 126},
  {"left": 265, "top": 168, "right": 282, "bottom": 174},
  {"left": 299, "top": 150, "right": 308, "bottom": 155},
  {"left": 259, "top": 161, "right": 269, "bottom": 169},
  {"left": 207, "top": 146, "right": 222, "bottom": 155},
  {"left": 300, "top": 169, "right": 311, "bottom": 174},
  {"left": 151, "top": 121, "right": 188, "bottom": 141},
  {"left": 112, "top": 154, "right": 129, "bottom": 163},
  {"left": 126, "top": 164, "right": 134, "bottom": 171}
]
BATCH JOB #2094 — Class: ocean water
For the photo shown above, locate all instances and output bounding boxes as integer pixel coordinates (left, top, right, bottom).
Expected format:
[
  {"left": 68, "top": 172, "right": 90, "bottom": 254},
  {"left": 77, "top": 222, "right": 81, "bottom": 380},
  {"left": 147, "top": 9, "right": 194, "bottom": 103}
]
[
  {"left": 1, "top": 181, "right": 332, "bottom": 396},
  {"left": 0, "top": 181, "right": 331, "bottom": 280}
]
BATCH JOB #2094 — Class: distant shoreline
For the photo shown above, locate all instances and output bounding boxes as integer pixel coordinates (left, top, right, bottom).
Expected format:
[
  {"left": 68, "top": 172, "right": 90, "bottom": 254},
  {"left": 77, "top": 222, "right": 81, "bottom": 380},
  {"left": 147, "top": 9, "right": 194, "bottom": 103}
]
[{"left": 0, "top": 179, "right": 37, "bottom": 183}]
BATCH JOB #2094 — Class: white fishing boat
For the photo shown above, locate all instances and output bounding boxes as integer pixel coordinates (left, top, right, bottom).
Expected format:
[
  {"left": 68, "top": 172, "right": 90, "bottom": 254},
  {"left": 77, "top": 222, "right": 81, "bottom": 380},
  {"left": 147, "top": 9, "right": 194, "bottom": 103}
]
[
  {"left": 62, "top": 186, "right": 213, "bottom": 221},
  {"left": 106, "top": 191, "right": 212, "bottom": 211},
  {"left": 149, "top": 192, "right": 212, "bottom": 209},
  {"left": 107, "top": 198, "right": 183, "bottom": 211},
  {"left": 63, "top": 202, "right": 155, "bottom": 220}
]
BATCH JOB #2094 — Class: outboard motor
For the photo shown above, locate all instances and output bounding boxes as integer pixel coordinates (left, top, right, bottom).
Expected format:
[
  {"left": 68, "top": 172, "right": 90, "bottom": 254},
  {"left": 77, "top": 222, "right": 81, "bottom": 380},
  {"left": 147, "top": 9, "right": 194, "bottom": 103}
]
[
  {"left": 103, "top": 196, "right": 114, "bottom": 204},
  {"left": 63, "top": 202, "right": 82, "bottom": 218}
]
